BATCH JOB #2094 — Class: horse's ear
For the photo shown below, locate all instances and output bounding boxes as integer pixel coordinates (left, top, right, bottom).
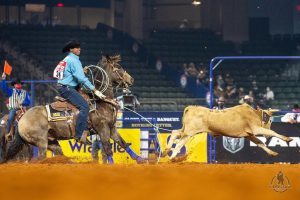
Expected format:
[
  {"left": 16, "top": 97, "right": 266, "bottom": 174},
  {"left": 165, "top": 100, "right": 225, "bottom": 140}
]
[
  {"left": 101, "top": 55, "right": 108, "bottom": 62},
  {"left": 105, "top": 55, "right": 111, "bottom": 62},
  {"left": 111, "top": 54, "right": 121, "bottom": 63}
]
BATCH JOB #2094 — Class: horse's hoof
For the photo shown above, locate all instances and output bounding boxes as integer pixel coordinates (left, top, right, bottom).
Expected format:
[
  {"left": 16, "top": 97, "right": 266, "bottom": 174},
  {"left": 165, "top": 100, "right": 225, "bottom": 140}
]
[
  {"left": 161, "top": 149, "right": 170, "bottom": 157},
  {"left": 5, "top": 134, "right": 13, "bottom": 142},
  {"left": 136, "top": 157, "right": 147, "bottom": 164},
  {"left": 170, "top": 154, "right": 188, "bottom": 162},
  {"left": 285, "top": 137, "right": 293, "bottom": 142},
  {"left": 269, "top": 151, "right": 279, "bottom": 157}
]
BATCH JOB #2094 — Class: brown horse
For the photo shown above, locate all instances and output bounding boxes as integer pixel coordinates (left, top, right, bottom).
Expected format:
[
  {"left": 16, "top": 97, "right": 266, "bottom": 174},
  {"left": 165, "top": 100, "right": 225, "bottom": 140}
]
[{"left": 1, "top": 55, "right": 142, "bottom": 163}]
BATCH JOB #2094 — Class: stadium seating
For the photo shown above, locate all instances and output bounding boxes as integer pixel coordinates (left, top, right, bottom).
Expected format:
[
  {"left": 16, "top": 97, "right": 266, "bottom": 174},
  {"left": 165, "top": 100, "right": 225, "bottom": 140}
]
[
  {"left": 144, "top": 28, "right": 300, "bottom": 110},
  {"left": 0, "top": 25, "right": 192, "bottom": 111},
  {"left": 2, "top": 24, "right": 300, "bottom": 111}
]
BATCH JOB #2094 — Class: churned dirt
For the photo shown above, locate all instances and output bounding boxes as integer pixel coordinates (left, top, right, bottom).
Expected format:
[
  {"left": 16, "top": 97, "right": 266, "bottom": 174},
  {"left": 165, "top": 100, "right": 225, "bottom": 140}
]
[{"left": 0, "top": 160, "right": 299, "bottom": 200}]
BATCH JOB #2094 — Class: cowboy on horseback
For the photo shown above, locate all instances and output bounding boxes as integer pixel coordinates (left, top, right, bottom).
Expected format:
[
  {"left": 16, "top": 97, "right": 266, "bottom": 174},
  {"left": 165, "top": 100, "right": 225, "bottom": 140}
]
[
  {"left": 53, "top": 40, "right": 105, "bottom": 145},
  {"left": 1, "top": 73, "right": 30, "bottom": 139}
]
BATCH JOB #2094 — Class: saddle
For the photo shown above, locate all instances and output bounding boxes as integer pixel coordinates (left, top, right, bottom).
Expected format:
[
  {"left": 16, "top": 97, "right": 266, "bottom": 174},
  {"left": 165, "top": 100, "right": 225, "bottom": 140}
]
[
  {"left": 46, "top": 95, "right": 96, "bottom": 139},
  {"left": 45, "top": 96, "right": 78, "bottom": 122}
]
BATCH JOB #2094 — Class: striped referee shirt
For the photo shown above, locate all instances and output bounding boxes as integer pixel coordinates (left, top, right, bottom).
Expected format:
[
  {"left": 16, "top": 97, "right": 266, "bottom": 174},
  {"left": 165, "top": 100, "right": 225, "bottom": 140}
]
[{"left": 1, "top": 80, "right": 30, "bottom": 109}]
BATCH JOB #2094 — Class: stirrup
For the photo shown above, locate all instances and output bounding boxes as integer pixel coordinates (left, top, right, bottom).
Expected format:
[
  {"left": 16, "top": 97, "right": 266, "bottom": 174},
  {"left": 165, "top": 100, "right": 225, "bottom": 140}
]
[{"left": 5, "top": 133, "right": 13, "bottom": 142}]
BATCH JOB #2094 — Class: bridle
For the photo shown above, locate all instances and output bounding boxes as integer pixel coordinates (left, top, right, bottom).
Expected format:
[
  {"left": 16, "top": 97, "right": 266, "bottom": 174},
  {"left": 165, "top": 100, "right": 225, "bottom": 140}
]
[{"left": 111, "top": 63, "right": 130, "bottom": 88}]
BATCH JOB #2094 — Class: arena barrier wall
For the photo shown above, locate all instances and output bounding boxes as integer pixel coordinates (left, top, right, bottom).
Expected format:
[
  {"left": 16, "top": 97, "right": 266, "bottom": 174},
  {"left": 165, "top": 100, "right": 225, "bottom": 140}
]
[
  {"left": 215, "top": 122, "right": 300, "bottom": 163},
  {"left": 47, "top": 111, "right": 208, "bottom": 163},
  {"left": 41, "top": 110, "right": 300, "bottom": 164},
  {"left": 48, "top": 129, "right": 141, "bottom": 164}
]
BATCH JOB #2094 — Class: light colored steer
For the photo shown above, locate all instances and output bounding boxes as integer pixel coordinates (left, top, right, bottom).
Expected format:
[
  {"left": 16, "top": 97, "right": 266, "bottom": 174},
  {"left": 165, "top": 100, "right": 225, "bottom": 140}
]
[{"left": 162, "top": 104, "right": 292, "bottom": 160}]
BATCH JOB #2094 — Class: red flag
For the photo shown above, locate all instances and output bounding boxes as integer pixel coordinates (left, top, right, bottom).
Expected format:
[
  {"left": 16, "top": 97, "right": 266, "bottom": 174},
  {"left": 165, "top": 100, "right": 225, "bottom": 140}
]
[{"left": 4, "top": 60, "right": 12, "bottom": 75}]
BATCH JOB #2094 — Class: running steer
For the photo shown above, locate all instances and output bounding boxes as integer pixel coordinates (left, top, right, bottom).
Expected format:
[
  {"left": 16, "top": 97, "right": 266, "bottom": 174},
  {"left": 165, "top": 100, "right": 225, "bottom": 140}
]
[{"left": 162, "top": 104, "right": 293, "bottom": 160}]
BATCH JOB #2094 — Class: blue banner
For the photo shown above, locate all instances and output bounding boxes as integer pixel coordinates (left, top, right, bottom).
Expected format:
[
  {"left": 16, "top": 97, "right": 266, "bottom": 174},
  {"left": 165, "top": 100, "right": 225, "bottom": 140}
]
[{"left": 117, "top": 111, "right": 183, "bottom": 131}]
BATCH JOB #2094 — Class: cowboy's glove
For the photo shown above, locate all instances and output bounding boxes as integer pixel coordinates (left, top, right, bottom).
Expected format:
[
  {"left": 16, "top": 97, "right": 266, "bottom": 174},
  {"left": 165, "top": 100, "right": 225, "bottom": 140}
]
[
  {"left": 83, "top": 66, "right": 88, "bottom": 74},
  {"left": 2, "top": 72, "right": 6, "bottom": 80},
  {"left": 94, "top": 90, "right": 106, "bottom": 99}
]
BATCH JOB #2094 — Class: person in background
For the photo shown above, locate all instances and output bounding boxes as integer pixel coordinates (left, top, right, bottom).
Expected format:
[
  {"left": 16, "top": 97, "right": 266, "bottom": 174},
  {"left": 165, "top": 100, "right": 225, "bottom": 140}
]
[
  {"left": 1, "top": 72, "right": 30, "bottom": 138},
  {"left": 217, "top": 96, "right": 225, "bottom": 110},
  {"left": 213, "top": 96, "right": 226, "bottom": 110},
  {"left": 292, "top": 104, "right": 300, "bottom": 112},
  {"left": 179, "top": 19, "right": 188, "bottom": 29},
  {"left": 264, "top": 86, "right": 275, "bottom": 107},
  {"left": 281, "top": 104, "right": 300, "bottom": 124},
  {"left": 242, "top": 95, "right": 257, "bottom": 109},
  {"left": 186, "top": 62, "right": 198, "bottom": 77}
]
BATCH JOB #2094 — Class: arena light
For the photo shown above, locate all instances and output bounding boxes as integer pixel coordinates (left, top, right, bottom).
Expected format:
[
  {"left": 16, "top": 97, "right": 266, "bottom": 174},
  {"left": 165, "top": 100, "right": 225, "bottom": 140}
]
[
  {"left": 57, "top": 3, "right": 64, "bottom": 7},
  {"left": 192, "top": 0, "right": 201, "bottom": 6}
]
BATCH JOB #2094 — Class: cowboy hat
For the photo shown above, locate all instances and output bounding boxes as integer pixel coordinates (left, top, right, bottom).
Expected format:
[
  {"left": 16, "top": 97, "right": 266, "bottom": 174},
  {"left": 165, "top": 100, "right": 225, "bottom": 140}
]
[
  {"left": 62, "top": 40, "right": 81, "bottom": 53},
  {"left": 10, "top": 78, "right": 24, "bottom": 86},
  {"left": 244, "top": 95, "right": 251, "bottom": 100}
]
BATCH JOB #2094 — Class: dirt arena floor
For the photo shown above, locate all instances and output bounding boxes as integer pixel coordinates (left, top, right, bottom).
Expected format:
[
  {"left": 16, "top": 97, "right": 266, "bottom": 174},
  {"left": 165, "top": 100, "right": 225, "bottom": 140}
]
[{"left": 0, "top": 158, "right": 299, "bottom": 200}]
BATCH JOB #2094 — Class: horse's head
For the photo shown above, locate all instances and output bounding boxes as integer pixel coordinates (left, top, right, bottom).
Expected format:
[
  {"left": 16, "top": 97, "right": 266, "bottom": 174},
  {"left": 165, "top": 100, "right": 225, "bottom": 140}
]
[{"left": 99, "top": 55, "right": 134, "bottom": 88}]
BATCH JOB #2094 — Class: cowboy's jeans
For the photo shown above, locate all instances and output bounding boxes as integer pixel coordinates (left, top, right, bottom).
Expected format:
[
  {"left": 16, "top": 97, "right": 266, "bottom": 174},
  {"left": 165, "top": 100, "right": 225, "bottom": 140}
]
[
  {"left": 6, "top": 108, "right": 18, "bottom": 133},
  {"left": 57, "top": 86, "right": 89, "bottom": 138}
]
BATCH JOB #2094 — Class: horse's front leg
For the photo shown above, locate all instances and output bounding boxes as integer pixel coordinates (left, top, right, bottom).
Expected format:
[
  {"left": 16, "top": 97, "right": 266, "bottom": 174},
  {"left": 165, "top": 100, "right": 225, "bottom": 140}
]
[
  {"left": 96, "top": 124, "right": 114, "bottom": 164},
  {"left": 111, "top": 127, "right": 144, "bottom": 163}
]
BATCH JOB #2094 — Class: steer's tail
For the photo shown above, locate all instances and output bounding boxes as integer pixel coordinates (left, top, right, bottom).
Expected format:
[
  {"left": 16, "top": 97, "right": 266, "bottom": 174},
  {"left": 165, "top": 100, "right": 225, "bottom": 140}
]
[{"left": 181, "top": 106, "right": 191, "bottom": 133}]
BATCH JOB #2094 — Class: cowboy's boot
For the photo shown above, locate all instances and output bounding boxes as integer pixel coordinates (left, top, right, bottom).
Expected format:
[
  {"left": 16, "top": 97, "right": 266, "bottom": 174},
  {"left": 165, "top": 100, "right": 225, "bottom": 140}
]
[
  {"left": 77, "top": 130, "right": 92, "bottom": 145},
  {"left": 5, "top": 126, "right": 14, "bottom": 141}
]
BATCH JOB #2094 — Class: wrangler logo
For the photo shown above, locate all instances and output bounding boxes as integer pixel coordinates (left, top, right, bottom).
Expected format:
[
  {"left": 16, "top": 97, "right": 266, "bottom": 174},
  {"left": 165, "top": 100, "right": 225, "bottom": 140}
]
[{"left": 53, "top": 113, "right": 61, "bottom": 117}]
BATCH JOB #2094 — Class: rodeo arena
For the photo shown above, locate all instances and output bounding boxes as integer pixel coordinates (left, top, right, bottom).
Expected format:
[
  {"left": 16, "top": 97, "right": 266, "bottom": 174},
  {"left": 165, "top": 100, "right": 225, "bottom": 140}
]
[{"left": 1, "top": 0, "right": 300, "bottom": 199}]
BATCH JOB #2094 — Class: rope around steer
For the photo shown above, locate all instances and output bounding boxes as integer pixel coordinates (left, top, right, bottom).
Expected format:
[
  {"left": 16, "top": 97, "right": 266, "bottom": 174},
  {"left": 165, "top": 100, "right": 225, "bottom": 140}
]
[{"left": 123, "top": 106, "right": 175, "bottom": 163}]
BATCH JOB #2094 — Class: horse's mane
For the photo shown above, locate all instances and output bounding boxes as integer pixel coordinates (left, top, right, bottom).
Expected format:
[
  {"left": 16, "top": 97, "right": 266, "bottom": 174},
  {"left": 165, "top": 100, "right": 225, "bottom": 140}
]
[{"left": 98, "top": 54, "right": 121, "bottom": 66}]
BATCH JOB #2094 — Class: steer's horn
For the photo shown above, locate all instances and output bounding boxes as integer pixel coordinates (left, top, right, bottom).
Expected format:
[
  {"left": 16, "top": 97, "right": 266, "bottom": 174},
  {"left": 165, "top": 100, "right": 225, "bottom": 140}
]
[{"left": 268, "top": 108, "right": 280, "bottom": 113}]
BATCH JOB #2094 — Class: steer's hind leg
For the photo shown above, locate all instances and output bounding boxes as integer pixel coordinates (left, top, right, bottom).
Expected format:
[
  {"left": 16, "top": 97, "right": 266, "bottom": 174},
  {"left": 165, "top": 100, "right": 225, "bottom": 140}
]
[
  {"left": 162, "top": 129, "right": 181, "bottom": 157},
  {"left": 245, "top": 135, "right": 278, "bottom": 156},
  {"left": 169, "top": 135, "right": 191, "bottom": 160},
  {"left": 254, "top": 127, "right": 292, "bottom": 142}
]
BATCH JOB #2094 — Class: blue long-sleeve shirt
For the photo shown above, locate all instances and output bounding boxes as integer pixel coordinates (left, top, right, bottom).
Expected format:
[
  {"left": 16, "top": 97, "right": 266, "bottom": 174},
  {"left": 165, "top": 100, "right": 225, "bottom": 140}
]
[
  {"left": 1, "top": 80, "right": 30, "bottom": 108},
  {"left": 56, "top": 52, "right": 95, "bottom": 91}
]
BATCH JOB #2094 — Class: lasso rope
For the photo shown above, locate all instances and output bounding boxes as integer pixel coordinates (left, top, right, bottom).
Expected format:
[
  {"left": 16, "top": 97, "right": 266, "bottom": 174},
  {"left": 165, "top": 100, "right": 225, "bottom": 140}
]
[{"left": 85, "top": 65, "right": 109, "bottom": 94}]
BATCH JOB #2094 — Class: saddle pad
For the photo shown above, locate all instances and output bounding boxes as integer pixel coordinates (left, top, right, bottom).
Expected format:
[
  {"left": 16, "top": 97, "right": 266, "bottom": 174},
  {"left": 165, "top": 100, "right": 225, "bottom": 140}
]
[{"left": 45, "top": 105, "right": 72, "bottom": 122}]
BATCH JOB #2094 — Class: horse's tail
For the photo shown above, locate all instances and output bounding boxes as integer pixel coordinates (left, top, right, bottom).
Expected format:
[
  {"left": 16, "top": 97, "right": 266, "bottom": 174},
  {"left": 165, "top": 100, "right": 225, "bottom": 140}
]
[{"left": 5, "top": 126, "right": 25, "bottom": 161}]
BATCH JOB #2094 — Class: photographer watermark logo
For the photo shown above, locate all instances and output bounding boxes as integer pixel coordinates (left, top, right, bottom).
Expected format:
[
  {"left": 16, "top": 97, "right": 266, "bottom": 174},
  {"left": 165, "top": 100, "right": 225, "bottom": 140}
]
[{"left": 270, "top": 171, "right": 291, "bottom": 192}]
